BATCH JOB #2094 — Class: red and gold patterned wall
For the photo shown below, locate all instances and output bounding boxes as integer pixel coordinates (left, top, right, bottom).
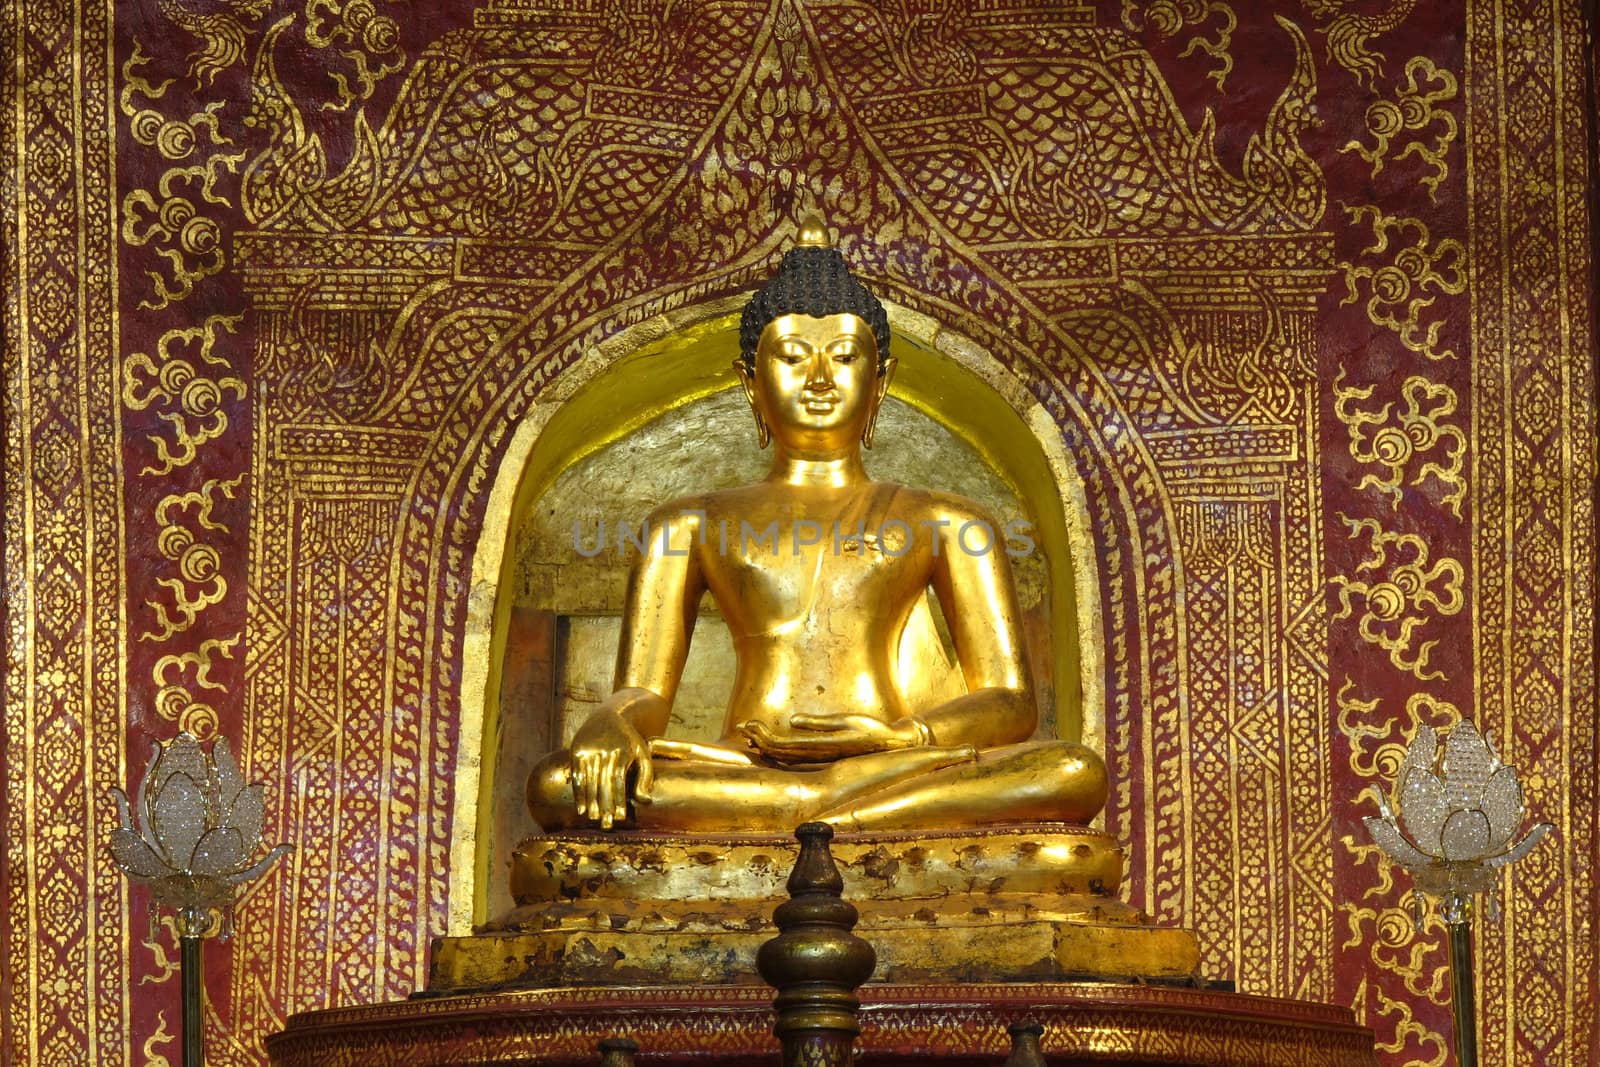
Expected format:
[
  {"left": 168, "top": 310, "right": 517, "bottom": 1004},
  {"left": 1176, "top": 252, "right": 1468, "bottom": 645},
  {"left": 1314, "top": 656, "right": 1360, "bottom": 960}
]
[{"left": 2, "top": 1, "right": 1595, "bottom": 1065}]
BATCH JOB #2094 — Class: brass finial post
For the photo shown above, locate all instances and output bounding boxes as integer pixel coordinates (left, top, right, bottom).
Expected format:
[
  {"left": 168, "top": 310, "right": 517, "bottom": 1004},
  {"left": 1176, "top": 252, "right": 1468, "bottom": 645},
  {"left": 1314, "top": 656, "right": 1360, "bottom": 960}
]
[
  {"left": 1447, "top": 906, "right": 1477, "bottom": 1067},
  {"left": 176, "top": 906, "right": 211, "bottom": 1067},
  {"left": 757, "top": 822, "right": 877, "bottom": 1067},
  {"left": 597, "top": 1037, "right": 639, "bottom": 1067},
  {"left": 1002, "top": 1022, "right": 1048, "bottom": 1067}
]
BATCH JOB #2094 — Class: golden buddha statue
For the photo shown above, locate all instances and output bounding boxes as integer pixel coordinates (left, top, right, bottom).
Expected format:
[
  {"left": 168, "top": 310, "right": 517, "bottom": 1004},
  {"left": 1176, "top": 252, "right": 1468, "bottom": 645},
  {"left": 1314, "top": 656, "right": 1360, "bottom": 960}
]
[
  {"left": 527, "top": 219, "right": 1107, "bottom": 835},
  {"left": 429, "top": 221, "right": 1199, "bottom": 994}
]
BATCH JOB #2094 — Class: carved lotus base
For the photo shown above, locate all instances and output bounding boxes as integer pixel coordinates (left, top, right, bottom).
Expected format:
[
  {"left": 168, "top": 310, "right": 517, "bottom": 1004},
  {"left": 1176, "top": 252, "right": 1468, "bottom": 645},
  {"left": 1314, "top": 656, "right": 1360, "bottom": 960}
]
[
  {"left": 428, "top": 826, "right": 1201, "bottom": 992},
  {"left": 507, "top": 824, "right": 1129, "bottom": 903}
]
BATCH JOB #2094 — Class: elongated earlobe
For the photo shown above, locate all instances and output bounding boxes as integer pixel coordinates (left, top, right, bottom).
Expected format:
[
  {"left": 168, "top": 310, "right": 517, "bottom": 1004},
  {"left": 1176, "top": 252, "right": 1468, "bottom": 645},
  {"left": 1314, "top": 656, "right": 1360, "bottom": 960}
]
[
  {"left": 863, "top": 357, "right": 897, "bottom": 449},
  {"left": 733, "top": 358, "right": 772, "bottom": 449}
]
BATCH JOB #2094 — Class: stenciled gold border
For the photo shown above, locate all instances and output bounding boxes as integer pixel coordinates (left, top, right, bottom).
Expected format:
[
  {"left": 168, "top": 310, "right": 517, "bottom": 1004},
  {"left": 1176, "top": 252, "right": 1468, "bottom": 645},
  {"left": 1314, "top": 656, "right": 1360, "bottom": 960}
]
[
  {"left": 1465, "top": 0, "right": 1597, "bottom": 1061},
  {"left": 3, "top": 0, "right": 130, "bottom": 1061}
]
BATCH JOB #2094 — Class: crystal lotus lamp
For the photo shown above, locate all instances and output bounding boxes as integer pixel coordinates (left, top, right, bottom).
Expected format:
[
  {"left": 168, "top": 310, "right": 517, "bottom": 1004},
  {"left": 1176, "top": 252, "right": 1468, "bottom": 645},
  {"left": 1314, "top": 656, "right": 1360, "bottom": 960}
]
[
  {"left": 109, "top": 732, "right": 292, "bottom": 1067},
  {"left": 1363, "top": 721, "right": 1551, "bottom": 924},
  {"left": 1362, "top": 720, "right": 1550, "bottom": 1067}
]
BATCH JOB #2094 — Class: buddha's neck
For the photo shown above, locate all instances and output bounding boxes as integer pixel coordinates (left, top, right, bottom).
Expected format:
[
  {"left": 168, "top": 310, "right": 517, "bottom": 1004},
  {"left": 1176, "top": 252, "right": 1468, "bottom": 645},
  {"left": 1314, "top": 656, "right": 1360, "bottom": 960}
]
[{"left": 767, "top": 450, "right": 869, "bottom": 488}]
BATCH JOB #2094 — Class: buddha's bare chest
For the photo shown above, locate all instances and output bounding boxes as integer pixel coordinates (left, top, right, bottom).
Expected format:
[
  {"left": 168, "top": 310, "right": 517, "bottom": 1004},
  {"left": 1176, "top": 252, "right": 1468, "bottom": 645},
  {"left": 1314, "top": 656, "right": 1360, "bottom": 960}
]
[{"left": 698, "top": 519, "right": 930, "bottom": 632}]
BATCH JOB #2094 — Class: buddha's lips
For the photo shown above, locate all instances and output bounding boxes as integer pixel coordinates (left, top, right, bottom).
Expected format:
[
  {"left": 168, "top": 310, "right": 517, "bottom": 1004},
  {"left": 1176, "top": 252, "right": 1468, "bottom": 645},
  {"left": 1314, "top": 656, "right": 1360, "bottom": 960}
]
[{"left": 803, "top": 395, "right": 838, "bottom": 412}]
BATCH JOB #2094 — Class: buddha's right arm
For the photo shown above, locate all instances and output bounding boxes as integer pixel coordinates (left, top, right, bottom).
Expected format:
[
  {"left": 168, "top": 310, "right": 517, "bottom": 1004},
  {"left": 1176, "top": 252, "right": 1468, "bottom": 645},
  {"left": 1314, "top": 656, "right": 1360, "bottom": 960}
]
[
  {"left": 564, "top": 507, "right": 705, "bottom": 826},
  {"left": 593, "top": 687, "right": 671, "bottom": 739},
  {"left": 608, "top": 502, "right": 707, "bottom": 739}
]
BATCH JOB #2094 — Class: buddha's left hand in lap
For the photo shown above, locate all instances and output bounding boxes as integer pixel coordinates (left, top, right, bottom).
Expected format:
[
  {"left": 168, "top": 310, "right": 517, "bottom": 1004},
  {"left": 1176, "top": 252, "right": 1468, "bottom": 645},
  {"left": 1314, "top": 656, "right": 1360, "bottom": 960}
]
[{"left": 740, "top": 713, "right": 931, "bottom": 763}]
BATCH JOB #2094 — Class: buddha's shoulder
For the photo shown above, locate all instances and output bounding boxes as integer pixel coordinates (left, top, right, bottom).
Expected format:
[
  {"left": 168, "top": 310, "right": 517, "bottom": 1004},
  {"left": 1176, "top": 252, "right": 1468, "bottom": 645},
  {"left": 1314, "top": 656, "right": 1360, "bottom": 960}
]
[
  {"left": 878, "top": 483, "right": 999, "bottom": 525},
  {"left": 644, "top": 485, "right": 764, "bottom": 523},
  {"left": 644, "top": 482, "right": 999, "bottom": 524}
]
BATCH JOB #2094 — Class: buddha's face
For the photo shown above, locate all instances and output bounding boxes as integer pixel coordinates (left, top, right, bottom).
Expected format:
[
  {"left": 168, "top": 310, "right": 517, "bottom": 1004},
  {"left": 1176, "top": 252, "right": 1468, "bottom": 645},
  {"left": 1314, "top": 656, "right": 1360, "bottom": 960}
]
[{"left": 743, "top": 313, "right": 894, "bottom": 454}]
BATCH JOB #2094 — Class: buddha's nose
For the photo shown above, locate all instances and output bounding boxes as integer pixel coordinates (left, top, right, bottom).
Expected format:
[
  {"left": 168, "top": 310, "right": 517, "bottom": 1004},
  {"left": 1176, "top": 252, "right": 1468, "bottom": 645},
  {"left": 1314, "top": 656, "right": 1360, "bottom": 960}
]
[{"left": 805, "top": 352, "right": 834, "bottom": 390}]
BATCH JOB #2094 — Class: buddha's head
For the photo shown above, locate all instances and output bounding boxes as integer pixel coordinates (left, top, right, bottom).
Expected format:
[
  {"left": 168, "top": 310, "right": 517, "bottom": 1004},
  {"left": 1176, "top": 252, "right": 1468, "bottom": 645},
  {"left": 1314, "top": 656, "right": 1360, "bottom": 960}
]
[{"left": 736, "top": 220, "right": 897, "bottom": 454}]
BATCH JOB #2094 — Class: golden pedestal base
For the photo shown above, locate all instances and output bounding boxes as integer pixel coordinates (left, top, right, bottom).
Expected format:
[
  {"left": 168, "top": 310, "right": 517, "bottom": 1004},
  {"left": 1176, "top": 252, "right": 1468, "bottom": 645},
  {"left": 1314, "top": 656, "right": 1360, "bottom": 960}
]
[{"left": 428, "top": 825, "right": 1201, "bottom": 993}]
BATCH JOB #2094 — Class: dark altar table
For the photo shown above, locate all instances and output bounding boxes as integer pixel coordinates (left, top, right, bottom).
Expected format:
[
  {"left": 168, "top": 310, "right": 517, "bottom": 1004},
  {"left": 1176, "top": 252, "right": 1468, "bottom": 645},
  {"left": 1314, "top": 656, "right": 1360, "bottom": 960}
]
[{"left": 264, "top": 982, "right": 1379, "bottom": 1066}]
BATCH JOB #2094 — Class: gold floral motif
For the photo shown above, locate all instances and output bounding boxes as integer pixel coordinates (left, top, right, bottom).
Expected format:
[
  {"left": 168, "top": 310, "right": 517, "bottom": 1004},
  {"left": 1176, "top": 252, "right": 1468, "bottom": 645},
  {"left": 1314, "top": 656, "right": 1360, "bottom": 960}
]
[
  {"left": 1340, "top": 204, "right": 1466, "bottom": 361},
  {"left": 141, "top": 477, "right": 243, "bottom": 643},
  {"left": 122, "top": 315, "right": 246, "bottom": 475},
  {"left": 121, "top": 45, "right": 232, "bottom": 163},
  {"left": 1299, "top": 0, "right": 1418, "bottom": 88},
  {"left": 156, "top": 0, "right": 270, "bottom": 83},
  {"left": 141, "top": 1011, "right": 177, "bottom": 1067},
  {"left": 1343, "top": 57, "right": 1457, "bottom": 201},
  {"left": 1120, "top": 0, "right": 1238, "bottom": 90},
  {"left": 1336, "top": 681, "right": 1462, "bottom": 781},
  {"left": 1333, "top": 370, "right": 1465, "bottom": 518},
  {"left": 121, "top": 158, "right": 244, "bottom": 309},
  {"left": 304, "top": 0, "right": 404, "bottom": 110},
  {"left": 1369, "top": 983, "right": 1449, "bottom": 1066},
  {"left": 151, "top": 634, "right": 240, "bottom": 740},
  {"left": 1340, "top": 896, "right": 1452, "bottom": 1004},
  {"left": 1332, "top": 516, "right": 1463, "bottom": 680},
  {"left": 138, "top": 915, "right": 182, "bottom": 988},
  {"left": 120, "top": 38, "right": 246, "bottom": 309}
]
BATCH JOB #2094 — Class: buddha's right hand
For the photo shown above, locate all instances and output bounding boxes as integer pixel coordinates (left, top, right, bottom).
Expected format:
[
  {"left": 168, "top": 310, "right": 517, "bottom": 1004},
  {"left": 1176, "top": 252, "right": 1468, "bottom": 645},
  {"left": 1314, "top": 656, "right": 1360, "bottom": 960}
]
[{"left": 569, "top": 709, "right": 655, "bottom": 829}]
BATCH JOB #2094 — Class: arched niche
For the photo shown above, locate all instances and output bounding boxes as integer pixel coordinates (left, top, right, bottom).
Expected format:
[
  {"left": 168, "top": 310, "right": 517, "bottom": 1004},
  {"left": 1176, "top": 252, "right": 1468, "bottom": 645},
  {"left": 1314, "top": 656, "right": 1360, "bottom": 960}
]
[{"left": 451, "top": 298, "right": 1105, "bottom": 926}]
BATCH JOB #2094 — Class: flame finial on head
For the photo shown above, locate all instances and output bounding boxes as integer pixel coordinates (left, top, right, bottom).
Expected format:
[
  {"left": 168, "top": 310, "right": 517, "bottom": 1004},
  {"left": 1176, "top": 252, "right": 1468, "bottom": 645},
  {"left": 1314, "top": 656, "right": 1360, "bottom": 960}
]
[{"left": 795, "top": 213, "right": 830, "bottom": 249}]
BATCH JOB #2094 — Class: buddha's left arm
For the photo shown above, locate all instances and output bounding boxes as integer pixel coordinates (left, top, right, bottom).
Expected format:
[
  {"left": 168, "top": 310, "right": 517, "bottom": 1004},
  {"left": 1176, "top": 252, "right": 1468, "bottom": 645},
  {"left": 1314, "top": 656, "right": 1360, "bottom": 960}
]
[{"left": 922, "top": 508, "right": 1038, "bottom": 748}]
